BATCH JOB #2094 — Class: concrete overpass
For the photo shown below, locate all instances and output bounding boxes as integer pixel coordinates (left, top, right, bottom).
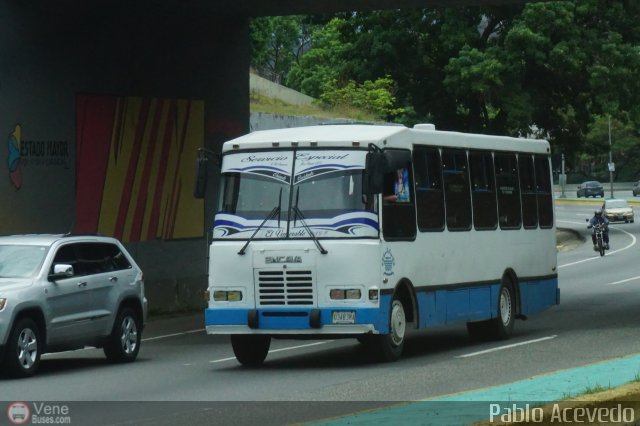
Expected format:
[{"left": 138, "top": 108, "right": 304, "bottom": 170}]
[{"left": 1, "top": 0, "right": 539, "bottom": 313}]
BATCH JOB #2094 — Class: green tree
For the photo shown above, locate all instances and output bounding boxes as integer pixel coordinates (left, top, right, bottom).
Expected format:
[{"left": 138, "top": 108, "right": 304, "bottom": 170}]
[
  {"left": 287, "top": 18, "right": 353, "bottom": 97},
  {"left": 249, "top": 16, "right": 306, "bottom": 83},
  {"left": 583, "top": 115, "right": 640, "bottom": 181},
  {"left": 284, "top": 2, "right": 640, "bottom": 175},
  {"left": 318, "top": 76, "right": 405, "bottom": 121}
]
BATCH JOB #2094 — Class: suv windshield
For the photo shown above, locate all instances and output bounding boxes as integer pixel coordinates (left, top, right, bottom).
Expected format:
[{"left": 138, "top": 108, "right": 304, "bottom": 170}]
[
  {"left": 0, "top": 245, "right": 48, "bottom": 279},
  {"left": 213, "top": 150, "right": 379, "bottom": 240}
]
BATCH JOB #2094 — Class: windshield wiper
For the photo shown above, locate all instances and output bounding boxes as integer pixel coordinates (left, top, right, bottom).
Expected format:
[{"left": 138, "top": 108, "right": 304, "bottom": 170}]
[
  {"left": 292, "top": 187, "right": 328, "bottom": 255},
  {"left": 238, "top": 188, "right": 282, "bottom": 255}
]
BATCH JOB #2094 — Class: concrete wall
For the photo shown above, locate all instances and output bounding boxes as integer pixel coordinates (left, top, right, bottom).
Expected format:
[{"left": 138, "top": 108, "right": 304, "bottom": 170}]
[
  {"left": 1, "top": 2, "right": 250, "bottom": 314},
  {"left": 250, "top": 73, "right": 314, "bottom": 106}
]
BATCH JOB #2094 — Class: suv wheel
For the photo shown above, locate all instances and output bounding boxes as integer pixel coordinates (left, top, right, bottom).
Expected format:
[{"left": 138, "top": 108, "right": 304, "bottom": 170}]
[
  {"left": 2, "top": 318, "right": 42, "bottom": 378},
  {"left": 104, "top": 307, "right": 141, "bottom": 363}
]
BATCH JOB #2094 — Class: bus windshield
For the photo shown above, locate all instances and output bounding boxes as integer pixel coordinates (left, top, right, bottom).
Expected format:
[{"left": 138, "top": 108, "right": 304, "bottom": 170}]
[{"left": 213, "top": 150, "right": 379, "bottom": 240}]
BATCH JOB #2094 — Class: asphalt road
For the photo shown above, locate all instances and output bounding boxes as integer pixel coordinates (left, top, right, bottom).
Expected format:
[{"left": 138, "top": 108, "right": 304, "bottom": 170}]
[{"left": 2, "top": 200, "right": 640, "bottom": 425}]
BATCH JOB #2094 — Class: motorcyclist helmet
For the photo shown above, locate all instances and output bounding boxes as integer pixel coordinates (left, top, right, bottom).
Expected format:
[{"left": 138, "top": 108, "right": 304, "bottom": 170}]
[{"left": 594, "top": 208, "right": 602, "bottom": 217}]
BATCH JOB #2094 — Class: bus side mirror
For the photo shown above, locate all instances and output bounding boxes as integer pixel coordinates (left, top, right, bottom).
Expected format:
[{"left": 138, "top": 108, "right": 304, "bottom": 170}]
[
  {"left": 362, "top": 149, "right": 411, "bottom": 196},
  {"left": 194, "top": 153, "right": 208, "bottom": 199},
  {"left": 363, "top": 151, "right": 385, "bottom": 195}
]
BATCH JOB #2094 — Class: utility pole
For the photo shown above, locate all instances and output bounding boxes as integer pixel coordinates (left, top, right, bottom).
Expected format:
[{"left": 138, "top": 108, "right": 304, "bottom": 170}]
[
  {"left": 560, "top": 153, "right": 566, "bottom": 198},
  {"left": 608, "top": 115, "right": 614, "bottom": 198}
]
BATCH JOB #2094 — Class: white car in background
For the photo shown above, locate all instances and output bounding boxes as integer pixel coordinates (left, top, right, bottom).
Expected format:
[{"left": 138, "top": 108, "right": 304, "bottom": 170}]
[
  {"left": 0, "top": 234, "right": 147, "bottom": 378},
  {"left": 602, "top": 199, "right": 635, "bottom": 223}
]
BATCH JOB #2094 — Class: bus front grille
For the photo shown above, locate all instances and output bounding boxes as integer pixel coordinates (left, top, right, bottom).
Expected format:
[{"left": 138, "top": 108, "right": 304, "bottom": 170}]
[{"left": 256, "top": 269, "right": 314, "bottom": 306}]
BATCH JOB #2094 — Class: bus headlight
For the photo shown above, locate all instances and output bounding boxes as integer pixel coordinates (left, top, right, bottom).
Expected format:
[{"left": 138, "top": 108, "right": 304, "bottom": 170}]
[
  {"left": 330, "top": 289, "right": 361, "bottom": 300},
  {"left": 0, "top": 298, "right": 6, "bottom": 311},
  {"left": 213, "top": 290, "right": 243, "bottom": 302}
]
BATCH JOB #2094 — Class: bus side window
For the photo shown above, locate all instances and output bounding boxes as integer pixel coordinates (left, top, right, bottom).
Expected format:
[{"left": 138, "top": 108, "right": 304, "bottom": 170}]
[
  {"left": 382, "top": 165, "right": 416, "bottom": 240},
  {"left": 535, "top": 156, "right": 554, "bottom": 228},
  {"left": 519, "top": 154, "right": 538, "bottom": 229},
  {"left": 442, "top": 148, "right": 472, "bottom": 231},
  {"left": 469, "top": 150, "right": 498, "bottom": 230},
  {"left": 494, "top": 153, "right": 522, "bottom": 229},
  {"left": 413, "top": 146, "right": 445, "bottom": 231}
]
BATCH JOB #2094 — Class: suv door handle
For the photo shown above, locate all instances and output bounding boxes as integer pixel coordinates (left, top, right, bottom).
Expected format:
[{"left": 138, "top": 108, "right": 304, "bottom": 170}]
[
  {"left": 77, "top": 281, "right": 88, "bottom": 288},
  {"left": 109, "top": 276, "right": 118, "bottom": 282}
]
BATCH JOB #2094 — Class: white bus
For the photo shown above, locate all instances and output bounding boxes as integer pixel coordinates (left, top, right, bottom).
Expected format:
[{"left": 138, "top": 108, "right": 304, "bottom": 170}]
[{"left": 199, "top": 124, "right": 559, "bottom": 365}]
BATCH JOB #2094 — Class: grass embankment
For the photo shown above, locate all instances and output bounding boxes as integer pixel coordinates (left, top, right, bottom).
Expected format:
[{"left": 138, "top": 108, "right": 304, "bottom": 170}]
[{"left": 250, "top": 91, "right": 380, "bottom": 122}]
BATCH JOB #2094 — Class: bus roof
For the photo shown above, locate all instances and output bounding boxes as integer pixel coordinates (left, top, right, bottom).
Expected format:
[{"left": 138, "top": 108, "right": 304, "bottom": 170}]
[{"left": 221, "top": 124, "right": 550, "bottom": 154}]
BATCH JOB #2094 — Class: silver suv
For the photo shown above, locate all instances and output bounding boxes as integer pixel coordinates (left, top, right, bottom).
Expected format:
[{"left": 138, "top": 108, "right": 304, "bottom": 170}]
[{"left": 0, "top": 234, "right": 147, "bottom": 378}]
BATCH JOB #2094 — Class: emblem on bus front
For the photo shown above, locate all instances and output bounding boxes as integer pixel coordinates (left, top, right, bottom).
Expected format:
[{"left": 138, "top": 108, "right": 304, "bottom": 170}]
[
  {"left": 382, "top": 249, "right": 395, "bottom": 276},
  {"left": 265, "top": 256, "right": 302, "bottom": 264}
]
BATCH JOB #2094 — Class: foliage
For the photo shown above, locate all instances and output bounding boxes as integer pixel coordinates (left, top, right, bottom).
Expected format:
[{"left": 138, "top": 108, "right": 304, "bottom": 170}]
[
  {"left": 318, "top": 76, "right": 405, "bottom": 121},
  {"left": 583, "top": 115, "right": 640, "bottom": 181},
  {"left": 249, "top": 16, "right": 307, "bottom": 83},
  {"left": 287, "top": 18, "right": 352, "bottom": 97},
  {"left": 255, "top": 2, "right": 640, "bottom": 177}
]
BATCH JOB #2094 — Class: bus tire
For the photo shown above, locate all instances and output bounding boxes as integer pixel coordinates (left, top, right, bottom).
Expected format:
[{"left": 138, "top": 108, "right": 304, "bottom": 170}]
[
  {"left": 372, "top": 298, "right": 406, "bottom": 362},
  {"left": 492, "top": 281, "right": 515, "bottom": 339},
  {"left": 467, "top": 281, "right": 515, "bottom": 341},
  {"left": 231, "top": 334, "right": 271, "bottom": 366}
]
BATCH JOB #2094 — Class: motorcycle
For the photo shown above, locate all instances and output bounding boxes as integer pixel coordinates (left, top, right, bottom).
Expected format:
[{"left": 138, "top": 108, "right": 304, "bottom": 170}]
[{"left": 586, "top": 219, "right": 607, "bottom": 257}]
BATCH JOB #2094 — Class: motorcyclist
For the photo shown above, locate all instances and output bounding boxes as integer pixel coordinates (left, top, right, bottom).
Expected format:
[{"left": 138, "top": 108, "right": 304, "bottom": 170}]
[{"left": 588, "top": 208, "right": 609, "bottom": 250}]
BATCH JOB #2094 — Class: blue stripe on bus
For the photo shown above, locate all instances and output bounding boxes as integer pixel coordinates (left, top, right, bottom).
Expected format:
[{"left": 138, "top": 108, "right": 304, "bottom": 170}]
[
  {"left": 519, "top": 276, "right": 559, "bottom": 315},
  {"left": 204, "top": 276, "right": 558, "bottom": 333},
  {"left": 416, "top": 276, "right": 558, "bottom": 328},
  {"left": 205, "top": 297, "right": 391, "bottom": 333}
]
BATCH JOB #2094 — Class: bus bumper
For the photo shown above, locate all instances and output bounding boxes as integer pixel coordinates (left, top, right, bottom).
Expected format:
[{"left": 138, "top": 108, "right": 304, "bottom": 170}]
[{"left": 204, "top": 306, "right": 388, "bottom": 335}]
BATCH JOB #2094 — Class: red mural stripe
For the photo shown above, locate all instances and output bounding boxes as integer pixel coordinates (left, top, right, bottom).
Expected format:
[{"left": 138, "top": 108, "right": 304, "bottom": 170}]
[
  {"left": 114, "top": 98, "right": 151, "bottom": 241},
  {"left": 147, "top": 99, "right": 177, "bottom": 240},
  {"left": 164, "top": 100, "right": 192, "bottom": 239},
  {"left": 130, "top": 99, "right": 165, "bottom": 242},
  {"left": 168, "top": 181, "right": 182, "bottom": 238},
  {"left": 75, "top": 95, "right": 117, "bottom": 234},
  {"left": 112, "top": 97, "right": 125, "bottom": 165}
]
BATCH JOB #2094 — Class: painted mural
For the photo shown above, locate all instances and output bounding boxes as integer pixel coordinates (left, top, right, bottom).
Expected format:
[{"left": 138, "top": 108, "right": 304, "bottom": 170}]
[
  {"left": 75, "top": 95, "right": 204, "bottom": 242},
  {"left": 7, "top": 125, "right": 23, "bottom": 190}
]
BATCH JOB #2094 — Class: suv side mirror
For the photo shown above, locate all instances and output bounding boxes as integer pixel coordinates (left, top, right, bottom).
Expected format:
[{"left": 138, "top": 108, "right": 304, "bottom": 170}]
[{"left": 48, "top": 264, "right": 74, "bottom": 281}]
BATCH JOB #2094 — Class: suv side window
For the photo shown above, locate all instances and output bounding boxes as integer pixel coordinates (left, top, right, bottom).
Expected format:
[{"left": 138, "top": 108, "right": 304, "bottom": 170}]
[
  {"left": 76, "top": 243, "right": 132, "bottom": 274},
  {"left": 51, "top": 242, "right": 131, "bottom": 276},
  {"left": 51, "top": 244, "right": 79, "bottom": 274}
]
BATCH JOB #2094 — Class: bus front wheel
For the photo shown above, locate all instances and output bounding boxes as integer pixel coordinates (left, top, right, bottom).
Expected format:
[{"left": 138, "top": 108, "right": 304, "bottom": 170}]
[
  {"left": 372, "top": 298, "right": 406, "bottom": 362},
  {"left": 231, "top": 334, "right": 271, "bottom": 366}
]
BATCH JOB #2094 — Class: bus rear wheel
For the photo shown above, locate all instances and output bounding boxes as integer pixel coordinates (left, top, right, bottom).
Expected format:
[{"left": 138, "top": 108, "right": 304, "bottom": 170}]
[
  {"left": 231, "top": 334, "right": 271, "bottom": 366},
  {"left": 371, "top": 298, "right": 406, "bottom": 362},
  {"left": 467, "top": 281, "right": 515, "bottom": 341}
]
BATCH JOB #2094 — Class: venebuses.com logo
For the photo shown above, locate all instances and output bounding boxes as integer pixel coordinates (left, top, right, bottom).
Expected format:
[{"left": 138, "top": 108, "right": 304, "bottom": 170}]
[
  {"left": 6, "top": 401, "right": 72, "bottom": 424},
  {"left": 7, "top": 402, "right": 30, "bottom": 425}
]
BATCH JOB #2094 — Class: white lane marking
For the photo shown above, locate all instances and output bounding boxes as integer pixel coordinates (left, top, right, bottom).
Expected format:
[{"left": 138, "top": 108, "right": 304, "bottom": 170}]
[
  {"left": 142, "top": 328, "right": 204, "bottom": 342},
  {"left": 606, "top": 275, "right": 640, "bottom": 286},
  {"left": 455, "top": 335, "right": 557, "bottom": 358},
  {"left": 557, "top": 220, "right": 636, "bottom": 269},
  {"left": 41, "top": 328, "right": 207, "bottom": 357},
  {"left": 208, "top": 340, "right": 332, "bottom": 364}
]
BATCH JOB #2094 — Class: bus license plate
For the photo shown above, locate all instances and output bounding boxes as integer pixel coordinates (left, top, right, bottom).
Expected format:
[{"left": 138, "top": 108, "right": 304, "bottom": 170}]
[{"left": 332, "top": 311, "right": 355, "bottom": 324}]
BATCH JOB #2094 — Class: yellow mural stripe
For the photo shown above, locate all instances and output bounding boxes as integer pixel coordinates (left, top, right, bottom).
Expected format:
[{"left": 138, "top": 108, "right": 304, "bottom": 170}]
[
  {"left": 172, "top": 100, "right": 204, "bottom": 238},
  {"left": 97, "top": 96, "right": 204, "bottom": 242},
  {"left": 99, "top": 97, "right": 138, "bottom": 237}
]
